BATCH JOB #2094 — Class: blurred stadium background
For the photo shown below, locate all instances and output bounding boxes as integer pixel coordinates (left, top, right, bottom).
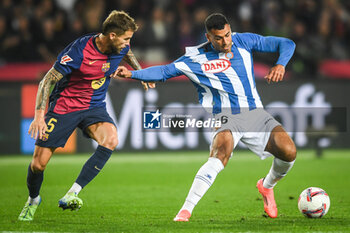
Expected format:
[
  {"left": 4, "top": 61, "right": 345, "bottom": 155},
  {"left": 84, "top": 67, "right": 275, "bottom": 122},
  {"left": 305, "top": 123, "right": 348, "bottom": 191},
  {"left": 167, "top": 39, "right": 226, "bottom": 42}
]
[{"left": 0, "top": 0, "right": 349, "bottom": 154}]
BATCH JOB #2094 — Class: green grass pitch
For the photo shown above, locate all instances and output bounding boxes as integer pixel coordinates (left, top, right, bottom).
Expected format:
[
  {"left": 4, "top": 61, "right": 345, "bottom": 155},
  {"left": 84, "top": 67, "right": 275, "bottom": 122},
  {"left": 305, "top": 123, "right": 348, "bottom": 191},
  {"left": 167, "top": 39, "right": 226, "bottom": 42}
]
[{"left": 0, "top": 149, "right": 349, "bottom": 233}]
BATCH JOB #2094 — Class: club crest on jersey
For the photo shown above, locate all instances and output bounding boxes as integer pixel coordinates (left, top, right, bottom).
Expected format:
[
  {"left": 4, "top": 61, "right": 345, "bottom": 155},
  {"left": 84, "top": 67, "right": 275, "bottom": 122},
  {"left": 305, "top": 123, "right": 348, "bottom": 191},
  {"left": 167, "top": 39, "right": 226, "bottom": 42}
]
[
  {"left": 60, "top": 55, "right": 73, "bottom": 65},
  {"left": 91, "top": 77, "right": 106, "bottom": 89},
  {"left": 225, "top": 52, "right": 234, "bottom": 59},
  {"left": 102, "top": 63, "right": 110, "bottom": 72},
  {"left": 201, "top": 59, "right": 231, "bottom": 73}
]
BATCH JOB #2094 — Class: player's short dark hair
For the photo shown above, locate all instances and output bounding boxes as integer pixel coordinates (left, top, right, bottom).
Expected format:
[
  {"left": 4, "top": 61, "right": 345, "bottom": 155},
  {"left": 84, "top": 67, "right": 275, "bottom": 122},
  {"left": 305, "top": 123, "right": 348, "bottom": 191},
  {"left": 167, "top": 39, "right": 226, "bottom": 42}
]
[
  {"left": 102, "top": 10, "right": 138, "bottom": 36},
  {"left": 205, "top": 13, "right": 229, "bottom": 32}
]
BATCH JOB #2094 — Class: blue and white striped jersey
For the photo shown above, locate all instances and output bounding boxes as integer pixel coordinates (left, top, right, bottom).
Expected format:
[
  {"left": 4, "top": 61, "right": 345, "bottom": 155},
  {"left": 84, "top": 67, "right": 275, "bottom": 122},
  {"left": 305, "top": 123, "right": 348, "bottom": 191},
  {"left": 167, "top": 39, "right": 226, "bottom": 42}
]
[{"left": 131, "top": 32, "right": 295, "bottom": 114}]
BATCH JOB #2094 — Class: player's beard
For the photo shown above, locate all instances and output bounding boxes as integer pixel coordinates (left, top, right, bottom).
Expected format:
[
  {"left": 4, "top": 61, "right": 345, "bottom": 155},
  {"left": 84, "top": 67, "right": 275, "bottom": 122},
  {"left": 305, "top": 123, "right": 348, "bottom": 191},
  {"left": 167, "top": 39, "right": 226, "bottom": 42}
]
[
  {"left": 105, "top": 43, "right": 119, "bottom": 54},
  {"left": 220, "top": 43, "right": 232, "bottom": 53},
  {"left": 212, "top": 41, "right": 232, "bottom": 53}
]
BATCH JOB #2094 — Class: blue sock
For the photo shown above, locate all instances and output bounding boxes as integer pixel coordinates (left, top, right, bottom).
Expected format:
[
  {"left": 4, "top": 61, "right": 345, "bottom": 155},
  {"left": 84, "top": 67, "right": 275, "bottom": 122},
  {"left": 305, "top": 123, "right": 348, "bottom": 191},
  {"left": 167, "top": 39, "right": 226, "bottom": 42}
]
[
  {"left": 75, "top": 145, "right": 112, "bottom": 188},
  {"left": 27, "top": 163, "right": 43, "bottom": 198}
]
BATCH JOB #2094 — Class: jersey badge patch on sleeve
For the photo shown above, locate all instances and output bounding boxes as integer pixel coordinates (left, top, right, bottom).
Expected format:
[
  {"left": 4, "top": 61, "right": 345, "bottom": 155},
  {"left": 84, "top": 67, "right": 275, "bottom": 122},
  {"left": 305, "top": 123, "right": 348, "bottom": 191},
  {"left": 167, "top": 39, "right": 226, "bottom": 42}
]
[{"left": 60, "top": 55, "right": 73, "bottom": 65}]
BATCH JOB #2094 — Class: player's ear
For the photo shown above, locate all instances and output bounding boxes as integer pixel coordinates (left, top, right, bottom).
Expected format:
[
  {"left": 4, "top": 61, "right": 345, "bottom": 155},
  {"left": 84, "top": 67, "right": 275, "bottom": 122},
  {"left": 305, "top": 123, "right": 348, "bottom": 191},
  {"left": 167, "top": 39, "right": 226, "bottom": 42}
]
[
  {"left": 109, "top": 32, "right": 117, "bottom": 40},
  {"left": 205, "top": 33, "right": 210, "bottom": 41}
]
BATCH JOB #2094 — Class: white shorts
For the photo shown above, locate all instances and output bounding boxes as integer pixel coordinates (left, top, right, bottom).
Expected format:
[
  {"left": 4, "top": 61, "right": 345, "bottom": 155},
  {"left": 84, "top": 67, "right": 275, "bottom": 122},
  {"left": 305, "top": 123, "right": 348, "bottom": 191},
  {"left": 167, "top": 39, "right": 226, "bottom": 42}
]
[{"left": 211, "top": 108, "right": 281, "bottom": 160}]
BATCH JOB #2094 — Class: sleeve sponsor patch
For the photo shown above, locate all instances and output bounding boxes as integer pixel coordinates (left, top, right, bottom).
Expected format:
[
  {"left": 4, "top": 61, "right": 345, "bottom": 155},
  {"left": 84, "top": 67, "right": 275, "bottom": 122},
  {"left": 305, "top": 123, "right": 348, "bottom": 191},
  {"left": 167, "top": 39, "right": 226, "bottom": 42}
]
[{"left": 60, "top": 55, "right": 73, "bottom": 65}]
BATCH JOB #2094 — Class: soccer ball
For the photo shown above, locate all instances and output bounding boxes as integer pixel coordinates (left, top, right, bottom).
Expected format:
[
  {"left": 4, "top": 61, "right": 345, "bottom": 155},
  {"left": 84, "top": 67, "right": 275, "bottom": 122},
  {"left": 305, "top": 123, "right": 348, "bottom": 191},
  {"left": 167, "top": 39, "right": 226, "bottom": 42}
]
[{"left": 298, "top": 187, "right": 330, "bottom": 218}]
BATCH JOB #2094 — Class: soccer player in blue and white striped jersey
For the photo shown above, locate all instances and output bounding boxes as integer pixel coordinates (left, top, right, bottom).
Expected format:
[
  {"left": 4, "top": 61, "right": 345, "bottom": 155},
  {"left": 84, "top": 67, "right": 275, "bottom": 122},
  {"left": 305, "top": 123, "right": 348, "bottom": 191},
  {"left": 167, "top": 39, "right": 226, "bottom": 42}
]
[{"left": 115, "top": 13, "right": 296, "bottom": 221}]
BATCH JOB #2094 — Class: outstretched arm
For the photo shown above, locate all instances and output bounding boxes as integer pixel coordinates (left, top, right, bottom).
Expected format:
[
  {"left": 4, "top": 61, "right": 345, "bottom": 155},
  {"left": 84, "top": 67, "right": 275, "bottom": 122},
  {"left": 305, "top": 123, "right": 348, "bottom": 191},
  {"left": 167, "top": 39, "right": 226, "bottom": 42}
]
[
  {"left": 123, "top": 49, "right": 155, "bottom": 90},
  {"left": 28, "top": 67, "right": 63, "bottom": 140},
  {"left": 115, "top": 63, "right": 183, "bottom": 82}
]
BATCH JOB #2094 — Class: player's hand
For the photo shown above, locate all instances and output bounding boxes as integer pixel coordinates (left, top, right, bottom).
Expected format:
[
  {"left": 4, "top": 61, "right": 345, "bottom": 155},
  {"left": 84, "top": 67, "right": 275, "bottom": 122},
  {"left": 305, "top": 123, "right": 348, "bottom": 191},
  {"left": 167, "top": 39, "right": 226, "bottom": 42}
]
[
  {"left": 111, "top": 66, "right": 132, "bottom": 79},
  {"left": 141, "top": 81, "right": 156, "bottom": 91},
  {"left": 264, "top": 64, "right": 285, "bottom": 84},
  {"left": 28, "top": 115, "right": 47, "bottom": 140}
]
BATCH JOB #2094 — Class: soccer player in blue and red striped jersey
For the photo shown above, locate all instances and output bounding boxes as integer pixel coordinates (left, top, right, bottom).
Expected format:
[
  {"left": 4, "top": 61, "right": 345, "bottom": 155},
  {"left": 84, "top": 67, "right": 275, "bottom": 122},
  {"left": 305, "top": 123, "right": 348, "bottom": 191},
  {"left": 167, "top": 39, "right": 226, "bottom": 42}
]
[
  {"left": 115, "top": 13, "right": 297, "bottom": 221},
  {"left": 18, "top": 10, "right": 154, "bottom": 221}
]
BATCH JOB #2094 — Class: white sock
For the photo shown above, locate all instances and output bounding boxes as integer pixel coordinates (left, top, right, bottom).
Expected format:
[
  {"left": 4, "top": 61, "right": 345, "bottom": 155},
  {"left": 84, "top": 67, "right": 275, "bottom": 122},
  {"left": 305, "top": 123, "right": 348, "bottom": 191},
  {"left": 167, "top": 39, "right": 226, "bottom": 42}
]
[
  {"left": 68, "top": 182, "right": 82, "bottom": 195},
  {"left": 28, "top": 195, "right": 41, "bottom": 205},
  {"left": 180, "top": 157, "right": 224, "bottom": 214},
  {"left": 263, "top": 157, "right": 295, "bottom": 189}
]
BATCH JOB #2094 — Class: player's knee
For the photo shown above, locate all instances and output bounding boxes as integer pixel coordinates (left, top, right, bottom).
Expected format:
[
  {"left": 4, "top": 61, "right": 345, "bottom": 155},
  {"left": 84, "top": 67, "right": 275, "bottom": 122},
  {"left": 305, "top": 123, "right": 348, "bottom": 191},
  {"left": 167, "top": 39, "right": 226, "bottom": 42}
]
[
  {"left": 282, "top": 144, "right": 297, "bottom": 162},
  {"left": 102, "top": 135, "right": 118, "bottom": 150},
  {"left": 31, "top": 161, "right": 46, "bottom": 172},
  {"left": 211, "top": 131, "right": 233, "bottom": 166}
]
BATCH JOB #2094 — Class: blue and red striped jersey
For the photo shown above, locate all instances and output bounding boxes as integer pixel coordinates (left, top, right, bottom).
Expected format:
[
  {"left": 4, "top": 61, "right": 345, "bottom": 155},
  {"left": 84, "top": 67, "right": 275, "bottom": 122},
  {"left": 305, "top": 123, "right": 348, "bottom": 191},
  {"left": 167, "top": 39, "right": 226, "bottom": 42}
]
[{"left": 49, "top": 33, "right": 129, "bottom": 114}]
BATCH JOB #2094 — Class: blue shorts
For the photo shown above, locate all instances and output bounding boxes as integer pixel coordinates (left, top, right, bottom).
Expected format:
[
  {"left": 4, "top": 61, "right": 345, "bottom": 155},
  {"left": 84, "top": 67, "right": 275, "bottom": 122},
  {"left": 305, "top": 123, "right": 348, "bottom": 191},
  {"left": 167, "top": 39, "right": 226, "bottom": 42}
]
[{"left": 36, "top": 107, "right": 115, "bottom": 148}]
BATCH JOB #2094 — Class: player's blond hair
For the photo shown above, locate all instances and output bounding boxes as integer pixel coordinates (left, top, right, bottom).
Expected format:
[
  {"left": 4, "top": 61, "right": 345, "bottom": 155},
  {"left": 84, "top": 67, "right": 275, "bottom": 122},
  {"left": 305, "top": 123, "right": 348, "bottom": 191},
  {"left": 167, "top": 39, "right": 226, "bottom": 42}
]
[{"left": 102, "top": 10, "right": 138, "bottom": 36}]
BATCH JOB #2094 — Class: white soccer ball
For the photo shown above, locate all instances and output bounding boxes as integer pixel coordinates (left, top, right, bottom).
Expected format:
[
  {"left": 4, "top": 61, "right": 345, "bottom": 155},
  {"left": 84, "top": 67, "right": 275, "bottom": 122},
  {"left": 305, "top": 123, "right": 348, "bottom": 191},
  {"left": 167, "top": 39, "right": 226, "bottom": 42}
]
[{"left": 298, "top": 187, "right": 330, "bottom": 218}]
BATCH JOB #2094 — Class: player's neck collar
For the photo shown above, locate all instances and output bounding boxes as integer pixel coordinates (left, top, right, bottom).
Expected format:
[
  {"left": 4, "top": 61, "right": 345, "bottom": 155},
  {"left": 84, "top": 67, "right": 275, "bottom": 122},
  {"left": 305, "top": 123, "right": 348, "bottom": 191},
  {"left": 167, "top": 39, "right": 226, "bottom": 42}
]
[{"left": 93, "top": 33, "right": 106, "bottom": 55}]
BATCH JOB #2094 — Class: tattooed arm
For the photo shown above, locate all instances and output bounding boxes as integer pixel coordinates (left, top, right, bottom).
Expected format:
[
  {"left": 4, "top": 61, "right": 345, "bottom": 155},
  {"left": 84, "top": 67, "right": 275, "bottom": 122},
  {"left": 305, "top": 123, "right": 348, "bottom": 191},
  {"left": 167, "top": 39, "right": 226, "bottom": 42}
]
[
  {"left": 28, "top": 67, "right": 63, "bottom": 140},
  {"left": 123, "top": 49, "right": 142, "bottom": 70},
  {"left": 123, "top": 49, "right": 155, "bottom": 90}
]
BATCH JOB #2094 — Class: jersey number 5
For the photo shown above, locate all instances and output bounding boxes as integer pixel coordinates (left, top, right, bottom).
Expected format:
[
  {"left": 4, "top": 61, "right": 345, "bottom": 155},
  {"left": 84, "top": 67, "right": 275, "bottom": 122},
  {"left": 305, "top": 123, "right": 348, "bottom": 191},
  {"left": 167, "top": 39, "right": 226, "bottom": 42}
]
[{"left": 46, "top": 118, "right": 57, "bottom": 133}]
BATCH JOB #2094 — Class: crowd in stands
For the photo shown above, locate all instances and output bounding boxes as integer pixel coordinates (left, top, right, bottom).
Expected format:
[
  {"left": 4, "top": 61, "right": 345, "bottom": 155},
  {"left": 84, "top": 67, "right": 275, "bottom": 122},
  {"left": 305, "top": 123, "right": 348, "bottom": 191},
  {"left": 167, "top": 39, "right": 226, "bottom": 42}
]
[{"left": 1, "top": 0, "right": 350, "bottom": 77}]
